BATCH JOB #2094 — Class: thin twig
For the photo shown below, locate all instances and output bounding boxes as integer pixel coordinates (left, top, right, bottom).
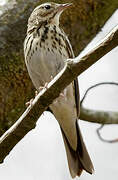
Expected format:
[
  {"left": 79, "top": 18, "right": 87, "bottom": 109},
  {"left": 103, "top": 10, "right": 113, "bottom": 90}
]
[
  {"left": 80, "top": 82, "right": 118, "bottom": 105},
  {"left": 80, "top": 81, "right": 118, "bottom": 124},
  {"left": 80, "top": 82, "right": 118, "bottom": 143},
  {"left": 96, "top": 125, "right": 118, "bottom": 143}
]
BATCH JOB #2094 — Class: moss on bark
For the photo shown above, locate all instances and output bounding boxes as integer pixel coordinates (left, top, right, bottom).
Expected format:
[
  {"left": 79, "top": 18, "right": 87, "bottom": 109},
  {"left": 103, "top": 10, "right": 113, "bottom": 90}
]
[{"left": 0, "top": 0, "right": 118, "bottom": 136}]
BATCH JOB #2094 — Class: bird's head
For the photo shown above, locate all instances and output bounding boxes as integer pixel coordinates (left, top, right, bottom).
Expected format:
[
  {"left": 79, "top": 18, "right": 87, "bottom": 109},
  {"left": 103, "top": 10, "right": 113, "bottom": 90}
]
[{"left": 27, "top": 2, "right": 72, "bottom": 33}]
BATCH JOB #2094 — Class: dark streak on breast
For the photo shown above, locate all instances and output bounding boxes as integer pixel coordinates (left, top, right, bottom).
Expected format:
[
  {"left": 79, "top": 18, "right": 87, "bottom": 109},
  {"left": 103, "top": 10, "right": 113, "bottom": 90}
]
[
  {"left": 27, "top": 38, "right": 33, "bottom": 57},
  {"left": 24, "top": 35, "right": 31, "bottom": 53}
]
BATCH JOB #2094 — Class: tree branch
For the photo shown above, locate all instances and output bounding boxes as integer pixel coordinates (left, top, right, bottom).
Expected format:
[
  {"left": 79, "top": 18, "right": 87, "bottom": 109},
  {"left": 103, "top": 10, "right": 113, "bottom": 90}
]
[
  {"left": 96, "top": 125, "right": 118, "bottom": 143},
  {"left": 0, "top": 24, "right": 118, "bottom": 163},
  {"left": 80, "top": 82, "right": 118, "bottom": 105},
  {"left": 80, "top": 82, "right": 118, "bottom": 124},
  {"left": 80, "top": 82, "right": 118, "bottom": 143},
  {"left": 1, "top": 0, "right": 118, "bottom": 138},
  {"left": 80, "top": 107, "right": 118, "bottom": 124},
  {"left": 0, "top": 0, "right": 118, "bottom": 135}
]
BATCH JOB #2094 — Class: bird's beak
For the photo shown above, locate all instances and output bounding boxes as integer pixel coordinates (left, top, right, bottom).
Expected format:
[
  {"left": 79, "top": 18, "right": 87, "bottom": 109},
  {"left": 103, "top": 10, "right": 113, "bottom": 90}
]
[{"left": 57, "top": 3, "right": 73, "bottom": 12}]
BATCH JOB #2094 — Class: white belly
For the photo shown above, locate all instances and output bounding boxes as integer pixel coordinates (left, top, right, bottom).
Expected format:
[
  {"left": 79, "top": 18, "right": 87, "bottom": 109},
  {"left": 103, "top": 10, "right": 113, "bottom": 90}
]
[
  {"left": 26, "top": 37, "right": 65, "bottom": 90},
  {"left": 25, "top": 30, "right": 78, "bottom": 150}
]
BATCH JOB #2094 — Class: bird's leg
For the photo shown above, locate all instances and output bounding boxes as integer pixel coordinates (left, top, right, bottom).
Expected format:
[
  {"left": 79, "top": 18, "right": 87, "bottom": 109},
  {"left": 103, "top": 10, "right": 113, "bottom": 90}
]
[
  {"left": 39, "top": 75, "right": 54, "bottom": 91},
  {"left": 53, "top": 89, "right": 67, "bottom": 104},
  {"left": 39, "top": 82, "right": 48, "bottom": 91},
  {"left": 26, "top": 77, "right": 53, "bottom": 107},
  {"left": 25, "top": 90, "right": 39, "bottom": 107},
  {"left": 60, "top": 89, "right": 67, "bottom": 99},
  {"left": 35, "top": 90, "right": 38, "bottom": 96},
  {"left": 26, "top": 98, "right": 34, "bottom": 107},
  {"left": 60, "top": 92, "right": 65, "bottom": 98},
  {"left": 50, "top": 75, "right": 53, "bottom": 80}
]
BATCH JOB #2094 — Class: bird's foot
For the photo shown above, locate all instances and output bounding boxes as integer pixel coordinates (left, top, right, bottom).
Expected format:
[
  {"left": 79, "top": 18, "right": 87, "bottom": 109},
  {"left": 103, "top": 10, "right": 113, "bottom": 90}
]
[
  {"left": 26, "top": 98, "right": 34, "bottom": 107},
  {"left": 35, "top": 90, "right": 38, "bottom": 96},
  {"left": 53, "top": 91, "right": 66, "bottom": 104},
  {"left": 39, "top": 76, "right": 53, "bottom": 92},
  {"left": 26, "top": 90, "right": 39, "bottom": 107},
  {"left": 39, "top": 82, "right": 48, "bottom": 91},
  {"left": 60, "top": 89, "right": 67, "bottom": 100},
  {"left": 60, "top": 92, "right": 65, "bottom": 98}
]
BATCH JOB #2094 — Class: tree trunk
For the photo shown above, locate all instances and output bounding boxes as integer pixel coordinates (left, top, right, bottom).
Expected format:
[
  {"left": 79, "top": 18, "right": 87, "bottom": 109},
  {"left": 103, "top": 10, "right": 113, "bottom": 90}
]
[{"left": 0, "top": 0, "right": 118, "bottom": 136}]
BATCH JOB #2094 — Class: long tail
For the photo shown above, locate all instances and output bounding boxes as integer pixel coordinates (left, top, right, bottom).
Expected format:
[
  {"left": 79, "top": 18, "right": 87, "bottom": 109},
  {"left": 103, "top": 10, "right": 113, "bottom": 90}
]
[{"left": 61, "top": 121, "right": 94, "bottom": 178}]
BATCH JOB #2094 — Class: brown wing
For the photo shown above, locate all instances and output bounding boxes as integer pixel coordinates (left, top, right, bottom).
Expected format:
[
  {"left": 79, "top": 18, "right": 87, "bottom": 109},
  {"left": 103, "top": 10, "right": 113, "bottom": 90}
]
[
  {"left": 47, "top": 30, "right": 80, "bottom": 117},
  {"left": 60, "top": 31, "right": 94, "bottom": 177},
  {"left": 64, "top": 34, "right": 80, "bottom": 117}
]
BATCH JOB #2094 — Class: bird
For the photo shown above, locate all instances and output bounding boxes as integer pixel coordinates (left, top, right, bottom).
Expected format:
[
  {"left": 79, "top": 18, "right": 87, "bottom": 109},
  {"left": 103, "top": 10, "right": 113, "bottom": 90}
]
[{"left": 24, "top": 2, "right": 94, "bottom": 178}]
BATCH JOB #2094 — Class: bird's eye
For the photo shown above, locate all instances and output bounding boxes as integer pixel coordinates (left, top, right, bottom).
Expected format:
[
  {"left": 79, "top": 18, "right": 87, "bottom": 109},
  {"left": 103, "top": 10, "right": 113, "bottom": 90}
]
[{"left": 44, "top": 5, "right": 51, "bottom": 10}]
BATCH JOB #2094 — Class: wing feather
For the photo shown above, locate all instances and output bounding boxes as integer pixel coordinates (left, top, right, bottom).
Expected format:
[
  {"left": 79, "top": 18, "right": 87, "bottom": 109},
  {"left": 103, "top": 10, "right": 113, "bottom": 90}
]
[{"left": 64, "top": 33, "right": 80, "bottom": 117}]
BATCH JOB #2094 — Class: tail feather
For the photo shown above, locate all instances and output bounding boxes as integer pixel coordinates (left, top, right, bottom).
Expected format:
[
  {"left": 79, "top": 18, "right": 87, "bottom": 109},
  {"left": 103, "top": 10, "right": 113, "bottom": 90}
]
[
  {"left": 61, "top": 121, "right": 94, "bottom": 178},
  {"left": 61, "top": 129, "right": 83, "bottom": 178},
  {"left": 76, "top": 121, "right": 94, "bottom": 174}
]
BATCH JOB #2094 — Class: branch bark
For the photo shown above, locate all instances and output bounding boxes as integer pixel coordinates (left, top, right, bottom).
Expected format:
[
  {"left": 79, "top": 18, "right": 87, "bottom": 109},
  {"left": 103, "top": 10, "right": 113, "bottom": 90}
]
[
  {"left": 80, "top": 82, "right": 118, "bottom": 124},
  {"left": 96, "top": 125, "right": 118, "bottom": 143},
  {"left": 0, "top": 24, "right": 118, "bottom": 163},
  {"left": 80, "top": 82, "right": 118, "bottom": 143},
  {"left": 80, "top": 107, "right": 118, "bottom": 124},
  {"left": 0, "top": 0, "right": 118, "bottom": 135}
]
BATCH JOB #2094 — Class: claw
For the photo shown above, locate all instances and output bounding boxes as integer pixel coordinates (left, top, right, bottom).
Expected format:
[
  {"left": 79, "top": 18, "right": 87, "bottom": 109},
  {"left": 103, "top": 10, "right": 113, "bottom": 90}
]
[
  {"left": 39, "top": 82, "right": 48, "bottom": 91},
  {"left": 51, "top": 75, "right": 53, "bottom": 80},
  {"left": 35, "top": 90, "right": 38, "bottom": 97},
  {"left": 26, "top": 90, "right": 38, "bottom": 107},
  {"left": 60, "top": 92, "right": 65, "bottom": 98},
  {"left": 53, "top": 91, "right": 66, "bottom": 104},
  {"left": 53, "top": 99, "right": 58, "bottom": 104},
  {"left": 60, "top": 89, "right": 67, "bottom": 100},
  {"left": 26, "top": 98, "right": 34, "bottom": 107}
]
